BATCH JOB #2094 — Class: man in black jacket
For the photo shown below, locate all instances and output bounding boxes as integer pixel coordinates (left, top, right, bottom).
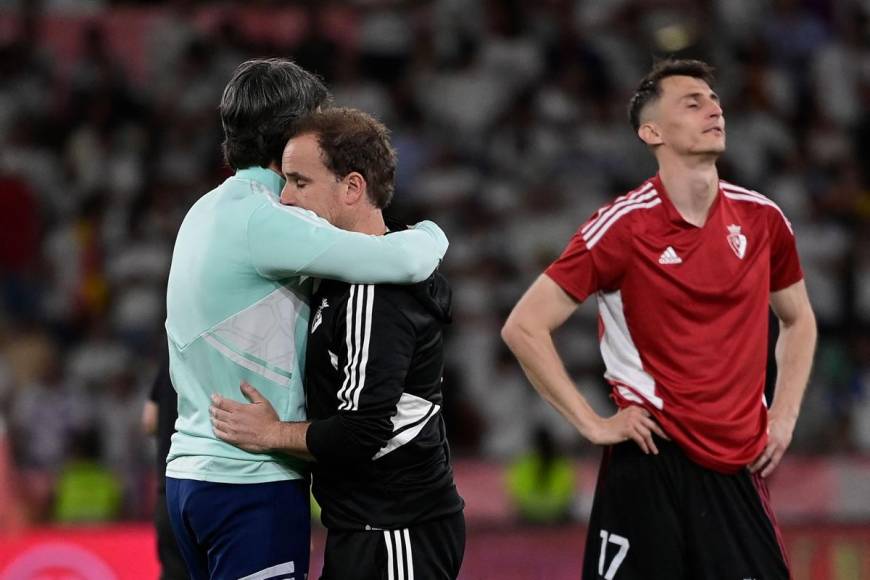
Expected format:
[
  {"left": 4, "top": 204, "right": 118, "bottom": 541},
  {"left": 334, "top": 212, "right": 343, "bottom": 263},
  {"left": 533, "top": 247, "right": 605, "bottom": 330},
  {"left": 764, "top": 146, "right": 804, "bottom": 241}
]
[
  {"left": 142, "top": 347, "right": 188, "bottom": 580},
  {"left": 210, "top": 107, "right": 465, "bottom": 580}
]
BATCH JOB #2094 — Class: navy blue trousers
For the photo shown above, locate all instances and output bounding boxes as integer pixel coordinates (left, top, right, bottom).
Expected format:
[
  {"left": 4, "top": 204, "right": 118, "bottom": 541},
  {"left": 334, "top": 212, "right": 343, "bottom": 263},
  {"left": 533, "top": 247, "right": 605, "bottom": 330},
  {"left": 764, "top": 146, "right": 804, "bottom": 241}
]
[{"left": 166, "top": 477, "right": 310, "bottom": 580}]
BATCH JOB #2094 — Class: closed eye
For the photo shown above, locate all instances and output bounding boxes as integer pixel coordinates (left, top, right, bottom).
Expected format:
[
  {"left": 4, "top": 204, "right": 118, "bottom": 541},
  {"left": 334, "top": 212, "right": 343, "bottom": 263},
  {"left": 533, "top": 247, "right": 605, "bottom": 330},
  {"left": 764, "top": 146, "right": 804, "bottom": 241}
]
[{"left": 284, "top": 171, "right": 311, "bottom": 189}]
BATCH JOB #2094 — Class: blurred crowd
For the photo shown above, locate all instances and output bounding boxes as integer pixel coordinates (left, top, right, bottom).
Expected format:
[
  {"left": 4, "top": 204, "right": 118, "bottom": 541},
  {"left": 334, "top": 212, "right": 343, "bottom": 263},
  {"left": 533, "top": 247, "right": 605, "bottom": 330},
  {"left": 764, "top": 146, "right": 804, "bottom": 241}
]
[{"left": 0, "top": 0, "right": 869, "bottom": 523}]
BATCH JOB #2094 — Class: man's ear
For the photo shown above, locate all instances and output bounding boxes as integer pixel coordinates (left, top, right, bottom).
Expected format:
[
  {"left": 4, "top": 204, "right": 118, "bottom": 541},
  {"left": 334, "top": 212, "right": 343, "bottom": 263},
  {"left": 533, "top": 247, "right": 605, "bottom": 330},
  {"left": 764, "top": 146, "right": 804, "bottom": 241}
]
[
  {"left": 343, "top": 172, "right": 367, "bottom": 205},
  {"left": 638, "top": 122, "right": 663, "bottom": 147}
]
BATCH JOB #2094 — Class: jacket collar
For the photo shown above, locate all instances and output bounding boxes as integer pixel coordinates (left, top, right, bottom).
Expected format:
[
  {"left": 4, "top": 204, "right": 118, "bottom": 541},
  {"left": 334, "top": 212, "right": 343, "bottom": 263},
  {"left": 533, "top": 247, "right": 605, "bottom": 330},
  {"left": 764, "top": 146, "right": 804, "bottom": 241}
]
[{"left": 235, "top": 166, "right": 285, "bottom": 196}]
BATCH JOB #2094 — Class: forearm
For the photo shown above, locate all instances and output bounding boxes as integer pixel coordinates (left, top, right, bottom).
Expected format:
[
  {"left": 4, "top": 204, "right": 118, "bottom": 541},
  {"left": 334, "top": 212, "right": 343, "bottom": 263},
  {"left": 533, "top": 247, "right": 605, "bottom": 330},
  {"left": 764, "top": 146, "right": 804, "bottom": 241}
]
[
  {"left": 749, "top": 288, "right": 816, "bottom": 476},
  {"left": 268, "top": 421, "right": 315, "bottom": 461},
  {"left": 249, "top": 200, "right": 447, "bottom": 283},
  {"left": 769, "top": 314, "right": 817, "bottom": 420},
  {"left": 297, "top": 222, "right": 447, "bottom": 284},
  {"left": 305, "top": 414, "right": 392, "bottom": 465},
  {"left": 502, "top": 323, "right": 603, "bottom": 441}
]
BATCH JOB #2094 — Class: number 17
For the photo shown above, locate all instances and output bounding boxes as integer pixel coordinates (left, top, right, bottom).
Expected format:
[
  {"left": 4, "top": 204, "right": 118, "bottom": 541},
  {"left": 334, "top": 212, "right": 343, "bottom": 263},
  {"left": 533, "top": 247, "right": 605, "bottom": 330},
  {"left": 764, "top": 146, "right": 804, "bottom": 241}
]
[{"left": 598, "top": 530, "right": 630, "bottom": 579}]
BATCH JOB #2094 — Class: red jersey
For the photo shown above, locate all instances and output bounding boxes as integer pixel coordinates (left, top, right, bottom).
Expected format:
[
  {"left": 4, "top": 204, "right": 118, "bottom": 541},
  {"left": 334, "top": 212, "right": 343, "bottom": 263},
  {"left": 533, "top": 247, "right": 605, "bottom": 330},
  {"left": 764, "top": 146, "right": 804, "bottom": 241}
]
[{"left": 545, "top": 176, "right": 803, "bottom": 473}]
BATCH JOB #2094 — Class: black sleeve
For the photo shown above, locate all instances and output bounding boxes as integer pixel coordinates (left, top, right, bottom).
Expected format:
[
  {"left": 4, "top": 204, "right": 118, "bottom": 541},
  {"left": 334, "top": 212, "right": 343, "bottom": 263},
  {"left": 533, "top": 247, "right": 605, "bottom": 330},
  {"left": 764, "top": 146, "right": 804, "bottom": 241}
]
[{"left": 307, "top": 285, "right": 414, "bottom": 465}]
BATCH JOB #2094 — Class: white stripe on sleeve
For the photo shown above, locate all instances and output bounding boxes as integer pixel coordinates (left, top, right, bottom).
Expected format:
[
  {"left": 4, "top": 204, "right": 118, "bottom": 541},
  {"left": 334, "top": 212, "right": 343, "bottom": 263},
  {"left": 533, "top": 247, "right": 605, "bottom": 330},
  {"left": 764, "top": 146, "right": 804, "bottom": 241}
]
[
  {"left": 583, "top": 198, "right": 661, "bottom": 249},
  {"left": 337, "top": 285, "right": 359, "bottom": 409},
  {"left": 348, "top": 285, "right": 375, "bottom": 411},
  {"left": 581, "top": 182, "right": 655, "bottom": 237}
]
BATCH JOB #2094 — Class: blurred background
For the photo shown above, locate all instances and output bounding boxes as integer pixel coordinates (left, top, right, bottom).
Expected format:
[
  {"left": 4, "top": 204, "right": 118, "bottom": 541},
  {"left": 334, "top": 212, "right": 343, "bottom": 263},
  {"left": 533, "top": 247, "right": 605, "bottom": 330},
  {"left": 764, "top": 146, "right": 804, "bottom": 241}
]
[{"left": 0, "top": 0, "right": 868, "bottom": 578}]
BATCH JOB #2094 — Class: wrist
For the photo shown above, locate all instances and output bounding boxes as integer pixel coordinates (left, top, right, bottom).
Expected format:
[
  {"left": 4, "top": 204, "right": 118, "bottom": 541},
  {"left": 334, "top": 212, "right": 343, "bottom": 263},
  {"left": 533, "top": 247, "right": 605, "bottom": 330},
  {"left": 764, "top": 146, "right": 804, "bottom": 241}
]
[
  {"left": 769, "top": 405, "right": 799, "bottom": 423},
  {"left": 264, "top": 421, "right": 285, "bottom": 451},
  {"left": 579, "top": 415, "right": 603, "bottom": 443}
]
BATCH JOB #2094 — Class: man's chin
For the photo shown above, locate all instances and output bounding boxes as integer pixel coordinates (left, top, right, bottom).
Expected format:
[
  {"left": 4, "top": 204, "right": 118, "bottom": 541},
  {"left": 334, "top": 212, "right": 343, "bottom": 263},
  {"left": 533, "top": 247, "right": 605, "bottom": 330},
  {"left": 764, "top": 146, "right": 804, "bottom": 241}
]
[
  {"left": 296, "top": 205, "right": 331, "bottom": 222},
  {"left": 693, "top": 143, "right": 725, "bottom": 157}
]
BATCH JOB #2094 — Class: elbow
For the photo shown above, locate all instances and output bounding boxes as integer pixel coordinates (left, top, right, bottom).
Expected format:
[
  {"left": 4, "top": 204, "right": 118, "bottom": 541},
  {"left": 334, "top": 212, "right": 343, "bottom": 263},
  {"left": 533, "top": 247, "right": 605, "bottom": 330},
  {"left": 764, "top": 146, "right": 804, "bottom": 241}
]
[
  {"left": 806, "top": 311, "right": 818, "bottom": 345},
  {"left": 501, "top": 319, "right": 515, "bottom": 347},
  {"left": 402, "top": 250, "right": 437, "bottom": 283},
  {"left": 503, "top": 307, "right": 550, "bottom": 355},
  {"left": 362, "top": 423, "right": 395, "bottom": 459},
  {"left": 337, "top": 422, "right": 391, "bottom": 462},
  {"left": 332, "top": 418, "right": 392, "bottom": 463},
  {"left": 805, "top": 308, "right": 817, "bottom": 333},
  {"left": 340, "top": 443, "right": 380, "bottom": 464},
  {"left": 501, "top": 314, "right": 525, "bottom": 352},
  {"left": 784, "top": 306, "right": 818, "bottom": 338}
]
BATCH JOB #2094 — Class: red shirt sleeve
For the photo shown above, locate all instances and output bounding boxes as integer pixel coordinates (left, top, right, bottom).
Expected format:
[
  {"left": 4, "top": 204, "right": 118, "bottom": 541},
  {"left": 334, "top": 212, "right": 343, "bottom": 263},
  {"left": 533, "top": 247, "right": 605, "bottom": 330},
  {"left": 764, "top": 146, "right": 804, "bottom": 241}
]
[
  {"left": 545, "top": 211, "right": 632, "bottom": 302},
  {"left": 768, "top": 207, "right": 803, "bottom": 291}
]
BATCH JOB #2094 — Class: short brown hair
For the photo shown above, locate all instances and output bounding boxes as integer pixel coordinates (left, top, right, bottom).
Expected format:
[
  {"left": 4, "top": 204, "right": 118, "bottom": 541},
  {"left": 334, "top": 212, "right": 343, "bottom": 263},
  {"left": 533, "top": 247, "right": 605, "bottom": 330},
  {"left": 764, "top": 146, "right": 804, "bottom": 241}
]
[
  {"left": 628, "top": 59, "right": 716, "bottom": 132},
  {"left": 292, "top": 108, "right": 396, "bottom": 209}
]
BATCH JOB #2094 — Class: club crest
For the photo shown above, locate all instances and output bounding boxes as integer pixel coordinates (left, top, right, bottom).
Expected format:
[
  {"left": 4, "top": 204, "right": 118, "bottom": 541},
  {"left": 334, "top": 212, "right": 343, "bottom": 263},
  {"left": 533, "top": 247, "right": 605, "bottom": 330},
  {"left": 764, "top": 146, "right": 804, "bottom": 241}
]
[{"left": 726, "top": 224, "right": 747, "bottom": 259}]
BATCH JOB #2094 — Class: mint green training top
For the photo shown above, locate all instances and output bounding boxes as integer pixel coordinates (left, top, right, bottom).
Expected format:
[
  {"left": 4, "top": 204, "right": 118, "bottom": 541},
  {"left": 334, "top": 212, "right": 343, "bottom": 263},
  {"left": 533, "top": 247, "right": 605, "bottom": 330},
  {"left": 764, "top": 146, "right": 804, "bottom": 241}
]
[{"left": 165, "top": 167, "right": 448, "bottom": 484}]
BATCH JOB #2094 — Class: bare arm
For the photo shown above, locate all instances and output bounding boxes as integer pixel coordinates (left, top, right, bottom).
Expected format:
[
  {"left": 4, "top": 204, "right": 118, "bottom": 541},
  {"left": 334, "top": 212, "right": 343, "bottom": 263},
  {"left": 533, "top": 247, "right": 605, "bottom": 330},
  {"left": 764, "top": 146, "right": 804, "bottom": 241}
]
[
  {"left": 749, "top": 279, "right": 817, "bottom": 477},
  {"left": 211, "top": 383, "right": 314, "bottom": 461},
  {"left": 141, "top": 400, "right": 158, "bottom": 436},
  {"left": 501, "top": 275, "right": 665, "bottom": 454}
]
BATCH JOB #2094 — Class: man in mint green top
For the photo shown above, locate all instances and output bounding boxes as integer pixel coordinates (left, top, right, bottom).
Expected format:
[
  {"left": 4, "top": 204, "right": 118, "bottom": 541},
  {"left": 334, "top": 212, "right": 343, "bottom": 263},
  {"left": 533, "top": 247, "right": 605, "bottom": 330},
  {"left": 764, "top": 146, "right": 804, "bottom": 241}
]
[{"left": 164, "top": 59, "right": 448, "bottom": 580}]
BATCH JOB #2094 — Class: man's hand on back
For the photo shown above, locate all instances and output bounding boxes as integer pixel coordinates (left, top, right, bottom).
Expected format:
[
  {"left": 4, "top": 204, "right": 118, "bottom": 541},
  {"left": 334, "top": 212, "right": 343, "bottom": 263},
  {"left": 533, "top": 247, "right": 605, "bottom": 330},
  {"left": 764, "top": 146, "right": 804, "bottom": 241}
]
[{"left": 211, "top": 383, "right": 281, "bottom": 453}]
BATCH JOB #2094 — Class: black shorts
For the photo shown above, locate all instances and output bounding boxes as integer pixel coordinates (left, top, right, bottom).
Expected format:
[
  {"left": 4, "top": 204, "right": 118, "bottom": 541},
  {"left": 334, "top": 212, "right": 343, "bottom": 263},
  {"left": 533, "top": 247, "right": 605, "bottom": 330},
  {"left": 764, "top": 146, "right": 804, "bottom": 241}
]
[
  {"left": 320, "top": 511, "right": 465, "bottom": 580},
  {"left": 583, "top": 437, "right": 790, "bottom": 580}
]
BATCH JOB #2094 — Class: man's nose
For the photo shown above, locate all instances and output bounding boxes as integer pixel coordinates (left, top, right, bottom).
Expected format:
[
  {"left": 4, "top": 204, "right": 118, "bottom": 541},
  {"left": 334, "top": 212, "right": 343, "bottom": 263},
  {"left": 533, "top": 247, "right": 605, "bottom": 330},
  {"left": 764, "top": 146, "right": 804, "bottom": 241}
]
[
  {"left": 279, "top": 186, "right": 294, "bottom": 206},
  {"left": 708, "top": 101, "right": 723, "bottom": 118}
]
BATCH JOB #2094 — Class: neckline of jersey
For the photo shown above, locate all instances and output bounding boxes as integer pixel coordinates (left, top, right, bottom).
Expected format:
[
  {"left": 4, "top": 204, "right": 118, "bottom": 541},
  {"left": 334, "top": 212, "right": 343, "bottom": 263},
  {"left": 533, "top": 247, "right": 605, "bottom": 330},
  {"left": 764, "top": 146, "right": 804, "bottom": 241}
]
[
  {"left": 234, "top": 166, "right": 285, "bottom": 196},
  {"left": 652, "top": 173, "right": 723, "bottom": 230}
]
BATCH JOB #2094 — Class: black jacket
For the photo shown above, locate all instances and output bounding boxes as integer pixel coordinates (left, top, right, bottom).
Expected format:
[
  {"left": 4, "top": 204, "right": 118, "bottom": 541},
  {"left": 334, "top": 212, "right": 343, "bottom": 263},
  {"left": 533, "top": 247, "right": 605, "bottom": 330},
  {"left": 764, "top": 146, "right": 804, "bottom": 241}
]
[
  {"left": 149, "top": 344, "right": 177, "bottom": 494},
  {"left": 305, "top": 268, "right": 464, "bottom": 530}
]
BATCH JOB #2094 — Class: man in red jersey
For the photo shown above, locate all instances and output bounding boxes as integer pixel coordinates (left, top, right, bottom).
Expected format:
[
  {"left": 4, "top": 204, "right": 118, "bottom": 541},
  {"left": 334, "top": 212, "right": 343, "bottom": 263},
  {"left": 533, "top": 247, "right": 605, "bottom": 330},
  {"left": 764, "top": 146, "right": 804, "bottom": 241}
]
[{"left": 502, "top": 59, "right": 816, "bottom": 579}]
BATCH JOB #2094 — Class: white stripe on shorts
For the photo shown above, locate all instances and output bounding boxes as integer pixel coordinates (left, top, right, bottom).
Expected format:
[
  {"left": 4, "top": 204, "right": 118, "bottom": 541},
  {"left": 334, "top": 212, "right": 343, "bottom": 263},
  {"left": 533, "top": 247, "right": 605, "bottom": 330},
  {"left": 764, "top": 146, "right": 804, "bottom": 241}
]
[
  {"left": 403, "top": 529, "right": 415, "bottom": 580},
  {"left": 384, "top": 530, "right": 395, "bottom": 580},
  {"left": 384, "top": 528, "right": 414, "bottom": 580},
  {"left": 238, "top": 560, "right": 294, "bottom": 580},
  {"left": 394, "top": 529, "right": 405, "bottom": 580}
]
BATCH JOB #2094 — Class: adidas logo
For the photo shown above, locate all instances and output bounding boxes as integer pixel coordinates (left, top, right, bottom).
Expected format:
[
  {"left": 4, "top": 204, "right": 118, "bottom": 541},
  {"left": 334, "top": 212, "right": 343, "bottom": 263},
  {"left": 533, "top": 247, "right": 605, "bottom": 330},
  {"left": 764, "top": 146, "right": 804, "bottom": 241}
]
[{"left": 658, "top": 246, "right": 683, "bottom": 264}]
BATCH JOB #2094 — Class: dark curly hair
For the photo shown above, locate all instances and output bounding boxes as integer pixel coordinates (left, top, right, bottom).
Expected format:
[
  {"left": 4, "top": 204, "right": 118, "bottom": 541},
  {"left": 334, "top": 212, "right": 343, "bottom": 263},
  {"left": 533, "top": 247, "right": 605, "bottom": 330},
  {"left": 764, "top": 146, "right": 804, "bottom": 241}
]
[
  {"left": 219, "top": 58, "right": 331, "bottom": 170},
  {"left": 628, "top": 59, "right": 716, "bottom": 133},
  {"left": 293, "top": 108, "right": 396, "bottom": 209}
]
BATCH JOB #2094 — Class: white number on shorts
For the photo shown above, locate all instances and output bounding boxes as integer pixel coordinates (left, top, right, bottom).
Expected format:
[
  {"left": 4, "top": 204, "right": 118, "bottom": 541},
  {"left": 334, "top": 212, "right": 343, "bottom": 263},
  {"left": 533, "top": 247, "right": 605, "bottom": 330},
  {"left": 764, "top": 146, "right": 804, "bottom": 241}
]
[{"left": 597, "top": 530, "right": 630, "bottom": 579}]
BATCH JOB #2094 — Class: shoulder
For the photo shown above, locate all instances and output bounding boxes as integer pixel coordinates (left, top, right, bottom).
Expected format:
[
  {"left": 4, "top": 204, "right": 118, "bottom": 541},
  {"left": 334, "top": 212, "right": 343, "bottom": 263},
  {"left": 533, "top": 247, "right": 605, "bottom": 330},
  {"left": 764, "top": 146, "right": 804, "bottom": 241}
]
[
  {"left": 332, "top": 284, "right": 422, "bottom": 341},
  {"left": 316, "top": 278, "right": 351, "bottom": 296},
  {"left": 375, "top": 283, "right": 419, "bottom": 311},
  {"left": 192, "top": 178, "right": 273, "bottom": 223},
  {"left": 368, "top": 283, "right": 428, "bottom": 324},
  {"left": 719, "top": 180, "right": 794, "bottom": 233},
  {"left": 239, "top": 180, "right": 331, "bottom": 228},
  {"left": 326, "top": 282, "right": 410, "bottom": 312},
  {"left": 580, "top": 179, "right": 662, "bottom": 248},
  {"left": 314, "top": 280, "right": 352, "bottom": 312}
]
